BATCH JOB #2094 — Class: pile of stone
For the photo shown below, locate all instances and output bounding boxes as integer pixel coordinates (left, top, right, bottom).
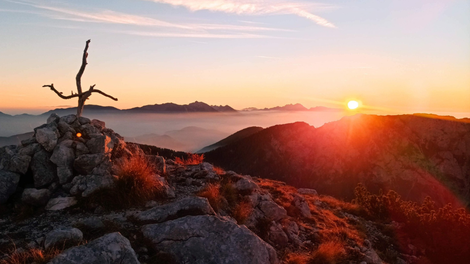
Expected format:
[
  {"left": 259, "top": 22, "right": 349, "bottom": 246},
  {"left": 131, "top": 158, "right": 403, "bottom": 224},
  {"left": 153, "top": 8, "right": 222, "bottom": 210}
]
[{"left": 0, "top": 114, "right": 166, "bottom": 209}]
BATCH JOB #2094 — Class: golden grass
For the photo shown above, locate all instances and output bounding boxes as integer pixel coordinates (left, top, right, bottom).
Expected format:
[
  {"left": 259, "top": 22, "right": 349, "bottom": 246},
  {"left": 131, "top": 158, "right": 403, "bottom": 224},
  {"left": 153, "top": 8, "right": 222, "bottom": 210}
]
[
  {"left": 213, "top": 166, "right": 225, "bottom": 175},
  {"left": 284, "top": 253, "right": 310, "bottom": 264},
  {"left": 85, "top": 155, "right": 164, "bottom": 209},
  {"left": 198, "top": 183, "right": 222, "bottom": 211},
  {"left": 1, "top": 247, "right": 62, "bottom": 264},
  {"left": 174, "top": 153, "right": 204, "bottom": 165},
  {"left": 309, "top": 240, "right": 346, "bottom": 264},
  {"left": 232, "top": 200, "right": 253, "bottom": 224}
]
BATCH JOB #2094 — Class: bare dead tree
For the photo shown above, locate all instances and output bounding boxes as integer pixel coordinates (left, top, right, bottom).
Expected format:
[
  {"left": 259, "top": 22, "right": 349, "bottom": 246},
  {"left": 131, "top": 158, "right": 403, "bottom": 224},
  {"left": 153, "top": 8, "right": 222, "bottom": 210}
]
[{"left": 43, "top": 39, "right": 118, "bottom": 117}]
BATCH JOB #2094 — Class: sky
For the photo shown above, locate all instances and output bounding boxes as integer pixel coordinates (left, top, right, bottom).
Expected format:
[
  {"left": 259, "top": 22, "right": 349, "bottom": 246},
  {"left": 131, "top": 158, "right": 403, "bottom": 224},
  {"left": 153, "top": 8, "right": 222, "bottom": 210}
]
[{"left": 0, "top": 0, "right": 469, "bottom": 115}]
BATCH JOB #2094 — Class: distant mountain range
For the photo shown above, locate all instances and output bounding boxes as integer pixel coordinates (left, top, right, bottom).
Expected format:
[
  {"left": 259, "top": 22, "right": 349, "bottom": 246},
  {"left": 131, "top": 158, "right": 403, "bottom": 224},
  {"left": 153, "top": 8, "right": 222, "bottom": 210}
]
[
  {"left": 1, "top": 102, "right": 340, "bottom": 117},
  {"left": 242, "top": 103, "right": 341, "bottom": 112},
  {"left": 204, "top": 114, "right": 470, "bottom": 207}
]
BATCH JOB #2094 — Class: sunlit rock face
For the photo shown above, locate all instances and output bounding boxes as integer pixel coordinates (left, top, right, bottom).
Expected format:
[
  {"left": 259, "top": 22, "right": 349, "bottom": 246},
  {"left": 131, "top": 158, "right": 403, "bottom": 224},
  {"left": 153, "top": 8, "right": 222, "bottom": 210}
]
[{"left": 205, "top": 114, "right": 470, "bottom": 206}]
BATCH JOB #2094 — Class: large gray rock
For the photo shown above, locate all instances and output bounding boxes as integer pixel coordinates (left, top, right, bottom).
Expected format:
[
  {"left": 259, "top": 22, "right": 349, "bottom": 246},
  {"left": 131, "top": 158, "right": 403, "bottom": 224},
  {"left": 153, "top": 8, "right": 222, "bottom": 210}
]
[
  {"left": 47, "top": 232, "right": 139, "bottom": 264},
  {"left": 142, "top": 215, "right": 278, "bottom": 264},
  {"left": 69, "top": 174, "right": 115, "bottom": 197},
  {"left": 35, "top": 126, "right": 59, "bottom": 152},
  {"left": 60, "top": 114, "right": 77, "bottom": 125},
  {"left": 22, "top": 188, "right": 51, "bottom": 206},
  {"left": 0, "top": 170, "right": 20, "bottom": 204},
  {"left": 259, "top": 200, "right": 287, "bottom": 221},
  {"left": 135, "top": 196, "right": 215, "bottom": 223},
  {"left": 86, "top": 135, "right": 114, "bottom": 154},
  {"left": 50, "top": 140, "right": 75, "bottom": 167},
  {"left": 8, "top": 154, "right": 31, "bottom": 175},
  {"left": 31, "top": 149, "right": 57, "bottom": 188},
  {"left": 46, "top": 197, "right": 77, "bottom": 210},
  {"left": 234, "top": 177, "right": 258, "bottom": 193},
  {"left": 45, "top": 227, "right": 83, "bottom": 249},
  {"left": 74, "top": 153, "right": 108, "bottom": 175},
  {"left": 291, "top": 193, "right": 312, "bottom": 218}
]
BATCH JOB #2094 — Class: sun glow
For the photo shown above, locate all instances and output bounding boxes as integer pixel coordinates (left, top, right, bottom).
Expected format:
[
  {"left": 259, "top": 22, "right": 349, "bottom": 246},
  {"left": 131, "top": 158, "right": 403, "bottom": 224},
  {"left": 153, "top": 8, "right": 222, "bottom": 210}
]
[{"left": 348, "top": 101, "right": 359, "bottom": 110}]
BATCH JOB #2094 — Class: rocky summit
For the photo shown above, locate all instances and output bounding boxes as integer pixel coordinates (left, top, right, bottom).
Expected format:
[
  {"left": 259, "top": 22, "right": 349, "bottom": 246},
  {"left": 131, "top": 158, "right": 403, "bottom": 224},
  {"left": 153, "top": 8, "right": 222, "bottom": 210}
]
[{"left": 0, "top": 115, "right": 469, "bottom": 264}]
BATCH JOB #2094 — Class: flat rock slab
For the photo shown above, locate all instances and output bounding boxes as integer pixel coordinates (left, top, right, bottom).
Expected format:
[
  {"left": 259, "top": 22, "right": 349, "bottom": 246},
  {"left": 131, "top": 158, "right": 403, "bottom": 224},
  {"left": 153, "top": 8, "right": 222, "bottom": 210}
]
[
  {"left": 48, "top": 232, "right": 139, "bottom": 264},
  {"left": 134, "top": 196, "right": 215, "bottom": 223},
  {"left": 46, "top": 197, "right": 77, "bottom": 211},
  {"left": 142, "top": 215, "right": 278, "bottom": 264}
]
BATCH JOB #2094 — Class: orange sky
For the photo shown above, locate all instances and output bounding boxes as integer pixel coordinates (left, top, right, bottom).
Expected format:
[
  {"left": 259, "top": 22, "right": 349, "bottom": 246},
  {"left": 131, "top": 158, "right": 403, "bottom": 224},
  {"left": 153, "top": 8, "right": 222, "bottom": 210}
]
[{"left": 0, "top": 0, "right": 469, "bottom": 115}]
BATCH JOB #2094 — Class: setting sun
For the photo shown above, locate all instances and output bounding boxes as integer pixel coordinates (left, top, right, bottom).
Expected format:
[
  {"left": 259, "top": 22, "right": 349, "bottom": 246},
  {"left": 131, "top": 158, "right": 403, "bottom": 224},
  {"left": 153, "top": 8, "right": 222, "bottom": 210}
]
[{"left": 348, "top": 101, "right": 359, "bottom": 110}]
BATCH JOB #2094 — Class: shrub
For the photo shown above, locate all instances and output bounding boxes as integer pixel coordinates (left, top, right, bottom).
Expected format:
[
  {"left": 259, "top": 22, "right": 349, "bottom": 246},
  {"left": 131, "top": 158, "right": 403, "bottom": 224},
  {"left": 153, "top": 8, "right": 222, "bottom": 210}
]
[
  {"left": 198, "top": 184, "right": 222, "bottom": 212},
  {"left": 86, "top": 155, "right": 163, "bottom": 209},
  {"left": 232, "top": 200, "right": 252, "bottom": 224},
  {"left": 309, "top": 240, "right": 346, "bottom": 264},
  {"left": 174, "top": 153, "right": 204, "bottom": 165},
  {"left": 353, "top": 183, "right": 470, "bottom": 263},
  {"left": 1, "top": 247, "right": 62, "bottom": 264},
  {"left": 285, "top": 253, "right": 310, "bottom": 264}
]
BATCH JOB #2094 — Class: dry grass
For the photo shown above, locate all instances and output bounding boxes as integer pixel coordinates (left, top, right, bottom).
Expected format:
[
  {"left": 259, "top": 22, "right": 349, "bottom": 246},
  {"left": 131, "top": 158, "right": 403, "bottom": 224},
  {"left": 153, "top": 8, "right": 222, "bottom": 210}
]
[
  {"left": 232, "top": 200, "right": 253, "bottom": 224},
  {"left": 309, "top": 240, "right": 346, "bottom": 264},
  {"left": 85, "top": 155, "right": 164, "bottom": 210},
  {"left": 213, "top": 166, "right": 225, "bottom": 175},
  {"left": 174, "top": 153, "right": 204, "bottom": 165},
  {"left": 284, "top": 252, "right": 310, "bottom": 264},
  {"left": 198, "top": 184, "right": 222, "bottom": 211},
  {"left": 1, "top": 247, "right": 62, "bottom": 264}
]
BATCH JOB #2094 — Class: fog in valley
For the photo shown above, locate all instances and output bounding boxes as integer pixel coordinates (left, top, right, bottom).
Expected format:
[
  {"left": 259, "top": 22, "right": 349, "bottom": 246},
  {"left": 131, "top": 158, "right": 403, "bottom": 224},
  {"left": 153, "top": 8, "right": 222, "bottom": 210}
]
[{"left": 0, "top": 111, "right": 348, "bottom": 152}]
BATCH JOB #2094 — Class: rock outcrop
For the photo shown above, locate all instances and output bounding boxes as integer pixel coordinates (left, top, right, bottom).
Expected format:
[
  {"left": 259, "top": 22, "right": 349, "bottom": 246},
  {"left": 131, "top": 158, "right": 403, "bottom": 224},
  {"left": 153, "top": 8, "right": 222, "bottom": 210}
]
[{"left": 205, "top": 114, "right": 470, "bottom": 206}]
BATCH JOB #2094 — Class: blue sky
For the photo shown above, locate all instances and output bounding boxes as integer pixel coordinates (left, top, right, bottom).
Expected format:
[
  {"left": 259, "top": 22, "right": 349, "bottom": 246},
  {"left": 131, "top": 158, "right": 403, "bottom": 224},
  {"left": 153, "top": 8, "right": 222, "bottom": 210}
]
[{"left": 0, "top": 0, "right": 469, "bottom": 115}]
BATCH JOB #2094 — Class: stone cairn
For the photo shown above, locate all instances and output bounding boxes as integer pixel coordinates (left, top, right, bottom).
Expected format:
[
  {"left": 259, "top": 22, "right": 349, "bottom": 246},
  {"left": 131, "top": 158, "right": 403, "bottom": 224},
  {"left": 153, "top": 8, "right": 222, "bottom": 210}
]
[{"left": 0, "top": 113, "right": 161, "bottom": 209}]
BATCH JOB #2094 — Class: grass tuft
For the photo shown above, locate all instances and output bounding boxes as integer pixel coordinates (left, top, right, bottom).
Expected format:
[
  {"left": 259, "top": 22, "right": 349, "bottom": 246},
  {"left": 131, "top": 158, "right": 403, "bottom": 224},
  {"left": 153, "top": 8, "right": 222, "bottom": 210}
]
[
  {"left": 309, "top": 240, "right": 346, "bottom": 264},
  {"left": 174, "top": 153, "right": 204, "bottom": 165}
]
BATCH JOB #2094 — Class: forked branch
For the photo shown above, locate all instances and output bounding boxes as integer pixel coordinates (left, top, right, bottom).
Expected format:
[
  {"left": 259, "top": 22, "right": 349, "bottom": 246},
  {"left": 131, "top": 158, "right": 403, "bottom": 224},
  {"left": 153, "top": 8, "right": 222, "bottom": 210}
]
[{"left": 42, "top": 39, "right": 118, "bottom": 117}]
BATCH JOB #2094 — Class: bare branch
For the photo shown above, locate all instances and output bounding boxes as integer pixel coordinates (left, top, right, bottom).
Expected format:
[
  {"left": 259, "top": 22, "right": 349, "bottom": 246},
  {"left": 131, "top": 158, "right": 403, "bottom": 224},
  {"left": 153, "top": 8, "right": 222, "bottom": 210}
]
[
  {"left": 76, "top": 39, "right": 91, "bottom": 95},
  {"left": 92, "top": 89, "right": 118, "bottom": 101},
  {"left": 42, "top": 84, "right": 79, "bottom": 100}
]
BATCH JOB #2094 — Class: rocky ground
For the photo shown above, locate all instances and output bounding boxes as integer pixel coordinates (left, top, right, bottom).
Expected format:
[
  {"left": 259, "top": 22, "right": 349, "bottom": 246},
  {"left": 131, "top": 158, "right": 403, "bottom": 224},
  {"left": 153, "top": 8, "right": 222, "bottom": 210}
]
[{"left": 0, "top": 115, "right": 439, "bottom": 264}]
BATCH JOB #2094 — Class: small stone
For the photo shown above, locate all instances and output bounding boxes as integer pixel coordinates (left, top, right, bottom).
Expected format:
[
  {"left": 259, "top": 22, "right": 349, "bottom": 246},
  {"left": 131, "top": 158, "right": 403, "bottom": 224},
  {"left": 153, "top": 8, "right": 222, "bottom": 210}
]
[
  {"left": 22, "top": 188, "right": 51, "bottom": 206},
  {"left": 44, "top": 227, "right": 83, "bottom": 249},
  {"left": 46, "top": 197, "right": 77, "bottom": 210}
]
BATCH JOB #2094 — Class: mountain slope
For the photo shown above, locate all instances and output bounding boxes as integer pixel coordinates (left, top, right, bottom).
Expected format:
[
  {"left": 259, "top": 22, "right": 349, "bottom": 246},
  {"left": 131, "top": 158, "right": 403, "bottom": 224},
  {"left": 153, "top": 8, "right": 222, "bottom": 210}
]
[
  {"left": 205, "top": 114, "right": 470, "bottom": 206},
  {"left": 197, "top": 126, "right": 264, "bottom": 153}
]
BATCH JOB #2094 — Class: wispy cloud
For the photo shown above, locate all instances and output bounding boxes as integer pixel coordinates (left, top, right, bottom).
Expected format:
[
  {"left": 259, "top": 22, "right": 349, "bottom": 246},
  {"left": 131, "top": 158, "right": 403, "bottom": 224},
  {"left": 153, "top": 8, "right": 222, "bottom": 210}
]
[
  {"left": 149, "top": 0, "right": 337, "bottom": 28},
  {"left": 7, "top": 0, "right": 293, "bottom": 37}
]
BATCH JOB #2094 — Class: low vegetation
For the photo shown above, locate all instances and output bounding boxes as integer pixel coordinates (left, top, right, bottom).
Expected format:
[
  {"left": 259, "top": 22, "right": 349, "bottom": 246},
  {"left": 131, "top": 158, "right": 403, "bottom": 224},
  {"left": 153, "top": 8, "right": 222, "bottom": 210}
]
[
  {"left": 174, "top": 153, "right": 204, "bottom": 165},
  {"left": 85, "top": 155, "right": 164, "bottom": 210},
  {"left": 353, "top": 183, "right": 470, "bottom": 263},
  {"left": 1, "top": 247, "right": 63, "bottom": 264}
]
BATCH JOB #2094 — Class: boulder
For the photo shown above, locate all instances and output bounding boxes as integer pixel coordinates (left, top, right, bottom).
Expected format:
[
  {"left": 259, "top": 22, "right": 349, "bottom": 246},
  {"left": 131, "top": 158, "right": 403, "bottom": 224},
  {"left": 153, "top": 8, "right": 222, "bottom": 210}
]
[
  {"left": 57, "top": 166, "right": 74, "bottom": 185},
  {"left": 267, "top": 222, "right": 289, "bottom": 248},
  {"left": 60, "top": 114, "right": 77, "bottom": 125},
  {"left": 0, "top": 170, "right": 20, "bottom": 204},
  {"left": 18, "top": 143, "right": 41, "bottom": 156},
  {"left": 31, "top": 149, "right": 57, "bottom": 188},
  {"left": 291, "top": 193, "right": 312, "bottom": 218},
  {"left": 297, "top": 188, "right": 318, "bottom": 195},
  {"left": 145, "top": 155, "right": 166, "bottom": 175},
  {"left": 44, "top": 227, "right": 83, "bottom": 249},
  {"left": 8, "top": 154, "right": 31, "bottom": 175},
  {"left": 57, "top": 121, "right": 76, "bottom": 136},
  {"left": 47, "top": 113, "right": 60, "bottom": 124},
  {"left": 259, "top": 200, "right": 287, "bottom": 221},
  {"left": 234, "top": 177, "right": 258, "bottom": 193},
  {"left": 50, "top": 140, "right": 75, "bottom": 167},
  {"left": 22, "top": 188, "right": 51, "bottom": 206},
  {"left": 135, "top": 197, "right": 215, "bottom": 223},
  {"left": 78, "top": 116, "right": 91, "bottom": 125},
  {"left": 142, "top": 215, "right": 279, "bottom": 264},
  {"left": 35, "top": 126, "right": 59, "bottom": 152},
  {"left": 79, "top": 124, "right": 100, "bottom": 138},
  {"left": 75, "top": 142, "right": 90, "bottom": 156},
  {"left": 86, "top": 135, "right": 113, "bottom": 154},
  {"left": 91, "top": 119, "right": 106, "bottom": 131},
  {"left": 46, "top": 197, "right": 77, "bottom": 211},
  {"left": 74, "top": 153, "right": 108, "bottom": 175},
  {"left": 48, "top": 232, "right": 139, "bottom": 264},
  {"left": 69, "top": 174, "right": 115, "bottom": 197}
]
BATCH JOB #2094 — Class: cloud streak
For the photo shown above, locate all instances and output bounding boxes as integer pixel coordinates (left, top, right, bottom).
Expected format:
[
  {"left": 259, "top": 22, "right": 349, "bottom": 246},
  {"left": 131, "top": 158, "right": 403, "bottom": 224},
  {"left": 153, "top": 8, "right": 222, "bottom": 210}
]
[
  {"left": 8, "top": 0, "right": 293, "bottom": 36},
  {"left": 149, "top": 0, "right": 337, "bottom": 28}
]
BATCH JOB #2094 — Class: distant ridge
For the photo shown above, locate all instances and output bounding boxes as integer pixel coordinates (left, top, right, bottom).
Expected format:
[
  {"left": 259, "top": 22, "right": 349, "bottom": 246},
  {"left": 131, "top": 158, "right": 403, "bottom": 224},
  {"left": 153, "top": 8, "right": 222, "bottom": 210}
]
[
  {"left": 40, "top": 101, "right": 237, "bottom": 116},
  {"left": 242, "top": 103, "right": 341, "bottom": 112},
  {"left": 197, "top": 126, "right": 264, "bottom": 153}
]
